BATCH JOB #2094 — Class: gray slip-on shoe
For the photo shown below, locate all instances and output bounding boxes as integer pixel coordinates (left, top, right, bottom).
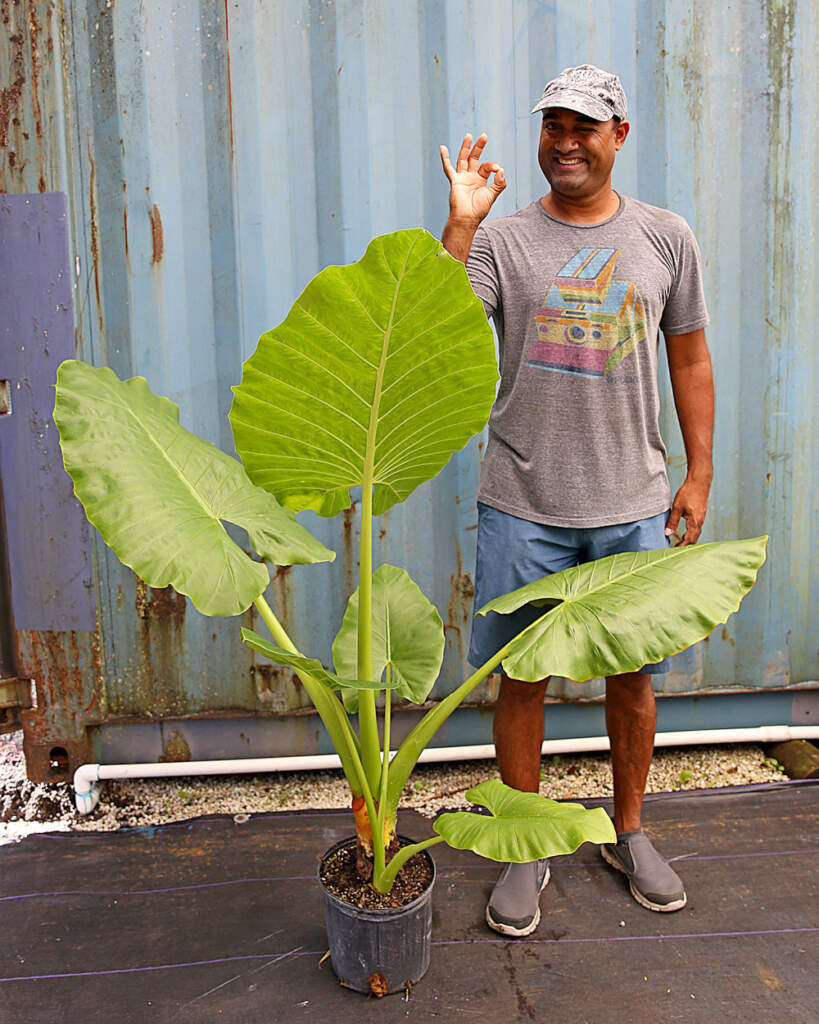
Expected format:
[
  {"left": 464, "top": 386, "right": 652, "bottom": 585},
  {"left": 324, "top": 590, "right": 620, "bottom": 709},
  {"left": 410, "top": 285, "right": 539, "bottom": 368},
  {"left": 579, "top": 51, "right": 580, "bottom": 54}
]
[
  {"left": 601, "top": 829, "right": 686, "bottom": 912},
  {"left": 485, "top": 859, "right": 551, "bottom": 937}
]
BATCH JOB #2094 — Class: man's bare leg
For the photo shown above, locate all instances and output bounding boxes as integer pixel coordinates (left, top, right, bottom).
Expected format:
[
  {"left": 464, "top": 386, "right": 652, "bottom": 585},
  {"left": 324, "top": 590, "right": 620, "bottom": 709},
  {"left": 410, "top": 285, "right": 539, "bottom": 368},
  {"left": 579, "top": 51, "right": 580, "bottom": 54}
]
[
  {"left": 493, "top": 674, "right": 549, "bottom": 792},
  {"left": 605, "top": 671, "right": 655, "bottom": 831},
  {"left": 602, "top": 671, "right": 686, "bottom": 911},
  {"left": 495, "top": 670, "right": 656, "bottom": 819}
]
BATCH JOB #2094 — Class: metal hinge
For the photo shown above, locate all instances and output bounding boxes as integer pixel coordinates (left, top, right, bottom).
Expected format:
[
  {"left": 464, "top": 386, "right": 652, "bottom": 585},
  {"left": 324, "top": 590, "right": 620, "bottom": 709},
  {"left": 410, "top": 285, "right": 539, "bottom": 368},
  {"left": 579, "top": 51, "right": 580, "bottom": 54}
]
[
  {"left": 0, "top": 677, "right": 32, "bottom": 734},
  {"left": 0, "top": 677, "right": 30, "bottom": 708}
]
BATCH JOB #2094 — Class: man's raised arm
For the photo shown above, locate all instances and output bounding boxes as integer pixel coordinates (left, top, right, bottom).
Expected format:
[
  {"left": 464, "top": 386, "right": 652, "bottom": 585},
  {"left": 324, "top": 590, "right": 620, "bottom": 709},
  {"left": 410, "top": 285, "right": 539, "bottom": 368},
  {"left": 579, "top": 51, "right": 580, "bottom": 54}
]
[{"left": 440, "top": 132, "right": 506, "bottom": 263}]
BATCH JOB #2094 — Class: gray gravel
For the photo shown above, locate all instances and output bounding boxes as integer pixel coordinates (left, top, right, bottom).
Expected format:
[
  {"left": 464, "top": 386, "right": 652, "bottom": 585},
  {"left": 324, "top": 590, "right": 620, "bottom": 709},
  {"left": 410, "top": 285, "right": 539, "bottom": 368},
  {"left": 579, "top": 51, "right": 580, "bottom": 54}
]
[{"left": 0, "top": 729, "right": 785, "bottom": 845}]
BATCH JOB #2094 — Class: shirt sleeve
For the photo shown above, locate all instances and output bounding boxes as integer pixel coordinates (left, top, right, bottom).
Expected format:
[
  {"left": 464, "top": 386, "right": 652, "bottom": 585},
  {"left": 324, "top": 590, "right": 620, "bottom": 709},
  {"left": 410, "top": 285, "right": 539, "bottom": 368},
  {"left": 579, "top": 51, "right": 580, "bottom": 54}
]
[
  {"left": 660, "top": 222, "right": 710, "bottom": 335},
  {"left": 465, "top": 224, "right": 500, "bottom": 318}
]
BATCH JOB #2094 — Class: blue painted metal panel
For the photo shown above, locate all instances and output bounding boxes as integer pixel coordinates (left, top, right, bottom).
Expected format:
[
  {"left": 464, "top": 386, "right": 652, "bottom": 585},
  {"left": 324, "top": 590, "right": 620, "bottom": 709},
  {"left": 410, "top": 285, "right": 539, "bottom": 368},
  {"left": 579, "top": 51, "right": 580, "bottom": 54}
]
[
  {"left": 91, "top": 689, "right": 819, "bottom": 763},
  {"left": 1, "top": 1, "right": 816, "bottom": 769},
  {"left": 0, "top": 193, "right": 95, "bottom": 632}
]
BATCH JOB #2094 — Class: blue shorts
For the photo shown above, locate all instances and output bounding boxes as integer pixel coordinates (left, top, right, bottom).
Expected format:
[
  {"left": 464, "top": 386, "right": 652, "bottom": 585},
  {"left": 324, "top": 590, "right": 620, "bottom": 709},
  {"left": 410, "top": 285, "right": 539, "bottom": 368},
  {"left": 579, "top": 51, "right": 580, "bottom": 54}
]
[{"left": 468, "top": 503, "right": 671, "bottom": 677}]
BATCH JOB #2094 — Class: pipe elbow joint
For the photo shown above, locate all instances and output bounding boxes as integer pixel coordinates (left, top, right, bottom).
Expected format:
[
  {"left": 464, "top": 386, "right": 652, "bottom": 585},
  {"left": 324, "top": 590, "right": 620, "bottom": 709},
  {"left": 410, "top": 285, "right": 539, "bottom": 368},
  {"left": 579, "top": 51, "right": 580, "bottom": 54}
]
[{"left": 73, "top": 764, "right": 102, "bottom": 815}]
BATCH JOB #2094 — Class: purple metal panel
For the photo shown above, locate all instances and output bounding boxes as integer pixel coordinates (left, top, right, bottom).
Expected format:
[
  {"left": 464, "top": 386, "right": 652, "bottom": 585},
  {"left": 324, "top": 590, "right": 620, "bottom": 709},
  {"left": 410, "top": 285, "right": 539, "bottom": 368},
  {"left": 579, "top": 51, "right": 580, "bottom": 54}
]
[{"left": 0, "top": 192, "right": 96, "bottom": 632}]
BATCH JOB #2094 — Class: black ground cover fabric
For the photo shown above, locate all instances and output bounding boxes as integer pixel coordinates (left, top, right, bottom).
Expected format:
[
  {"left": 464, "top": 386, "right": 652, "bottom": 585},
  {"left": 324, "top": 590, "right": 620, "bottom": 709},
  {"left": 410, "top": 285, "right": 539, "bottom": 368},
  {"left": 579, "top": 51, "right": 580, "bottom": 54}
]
[{"left": 1, "top": 782, "right": 817, "bottom": 1023}]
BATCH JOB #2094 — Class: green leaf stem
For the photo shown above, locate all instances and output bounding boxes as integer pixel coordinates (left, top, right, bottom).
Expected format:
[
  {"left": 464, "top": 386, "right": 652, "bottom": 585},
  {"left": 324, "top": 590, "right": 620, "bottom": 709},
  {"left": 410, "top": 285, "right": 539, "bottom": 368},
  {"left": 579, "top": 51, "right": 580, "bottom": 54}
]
[{"left": 240, "top": 628, "right": 393, "bottom": 691}]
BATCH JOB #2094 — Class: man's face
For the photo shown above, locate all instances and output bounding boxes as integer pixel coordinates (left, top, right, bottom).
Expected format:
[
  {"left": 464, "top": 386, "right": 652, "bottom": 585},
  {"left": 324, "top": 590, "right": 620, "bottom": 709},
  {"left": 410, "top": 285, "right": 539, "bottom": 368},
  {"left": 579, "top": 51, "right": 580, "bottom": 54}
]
[{"left": 537, "top": 107, "right": 629, "bottom": 198}]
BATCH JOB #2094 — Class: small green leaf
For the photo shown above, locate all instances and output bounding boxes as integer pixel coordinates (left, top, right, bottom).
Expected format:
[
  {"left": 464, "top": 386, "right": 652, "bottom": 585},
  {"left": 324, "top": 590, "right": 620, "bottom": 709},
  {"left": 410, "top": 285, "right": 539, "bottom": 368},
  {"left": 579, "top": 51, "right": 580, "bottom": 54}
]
[
  {"left": 240, "top": 628, "right": 390, "bottom": 691},
  {"left": 331, "top": 564, "right": 445, "bottom": 711},
  {"left": 478, "top": 538, "right": 768, "bottom": 681},
  {"left": 54, "top": 360, "right": 334, "bottom": 617},
  {"left": 433, "top": 779, "right": 615, "bottom": 862}
]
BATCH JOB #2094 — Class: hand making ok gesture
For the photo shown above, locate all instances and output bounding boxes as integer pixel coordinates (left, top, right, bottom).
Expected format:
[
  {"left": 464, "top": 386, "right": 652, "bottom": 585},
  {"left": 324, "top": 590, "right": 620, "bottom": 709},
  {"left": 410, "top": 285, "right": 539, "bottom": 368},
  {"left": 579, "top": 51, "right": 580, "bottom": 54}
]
[{"left": 440, "top": 133, "right": 506, "bottom": 225}]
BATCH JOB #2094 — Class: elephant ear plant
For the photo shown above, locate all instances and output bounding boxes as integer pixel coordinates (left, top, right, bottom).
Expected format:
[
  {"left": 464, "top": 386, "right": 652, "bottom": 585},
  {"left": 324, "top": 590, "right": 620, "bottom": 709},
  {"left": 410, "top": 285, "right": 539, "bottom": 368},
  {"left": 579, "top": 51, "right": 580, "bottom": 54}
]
[{"left": 54, "top": 229, "right": 768, "bottom": 897}]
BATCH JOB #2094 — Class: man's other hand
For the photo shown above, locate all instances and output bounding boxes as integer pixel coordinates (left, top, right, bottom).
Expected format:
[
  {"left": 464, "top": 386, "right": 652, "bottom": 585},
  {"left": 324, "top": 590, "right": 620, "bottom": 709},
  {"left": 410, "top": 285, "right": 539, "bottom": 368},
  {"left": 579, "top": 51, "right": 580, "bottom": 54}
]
[
  {"left": 665, "top": 476, "right": 710, "bottom": 546},
  {"left": 440, "top": 133, "right": 506, "bottom": 226}
]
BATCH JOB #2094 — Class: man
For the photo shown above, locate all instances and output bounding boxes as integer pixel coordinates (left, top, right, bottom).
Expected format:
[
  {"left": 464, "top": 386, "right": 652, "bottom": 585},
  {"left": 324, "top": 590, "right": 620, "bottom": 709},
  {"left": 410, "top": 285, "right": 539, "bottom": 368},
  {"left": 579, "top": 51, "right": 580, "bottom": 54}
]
[{"left": 440, "top": 64, "right": 714, "bottom": 937}]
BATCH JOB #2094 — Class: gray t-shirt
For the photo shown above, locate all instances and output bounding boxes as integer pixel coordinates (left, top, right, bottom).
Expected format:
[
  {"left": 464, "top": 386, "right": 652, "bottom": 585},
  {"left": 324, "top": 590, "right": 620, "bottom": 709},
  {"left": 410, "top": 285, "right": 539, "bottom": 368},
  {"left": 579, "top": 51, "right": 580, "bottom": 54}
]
[{"left": 466, "top": 195, "right": 709, "bottom": 527}]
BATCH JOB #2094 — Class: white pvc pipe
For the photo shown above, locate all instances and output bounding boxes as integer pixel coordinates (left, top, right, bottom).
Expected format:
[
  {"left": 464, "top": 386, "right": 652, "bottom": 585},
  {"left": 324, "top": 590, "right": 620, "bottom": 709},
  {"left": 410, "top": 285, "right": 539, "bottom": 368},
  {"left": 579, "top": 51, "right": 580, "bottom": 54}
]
[{"left": 72, "top": 724, "right": 819, "bottom": 814}]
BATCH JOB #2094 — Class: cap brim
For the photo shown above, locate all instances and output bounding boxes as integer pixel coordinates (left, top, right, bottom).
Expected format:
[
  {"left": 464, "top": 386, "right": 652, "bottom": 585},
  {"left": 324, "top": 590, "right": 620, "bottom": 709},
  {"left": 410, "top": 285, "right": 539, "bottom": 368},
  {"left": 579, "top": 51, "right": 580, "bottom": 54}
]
[{"left": 530, "top": 88, "right": 615, "bottom": 121}]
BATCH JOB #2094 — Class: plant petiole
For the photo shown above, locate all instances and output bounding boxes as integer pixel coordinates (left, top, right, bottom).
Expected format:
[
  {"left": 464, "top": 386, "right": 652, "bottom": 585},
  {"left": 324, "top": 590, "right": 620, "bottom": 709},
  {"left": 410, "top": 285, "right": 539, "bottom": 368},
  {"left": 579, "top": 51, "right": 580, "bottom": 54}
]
[
  {"left": 253, "top": 594, "right": 363, "bottom": 791},
  {"left": 374, "top": 835, "right": 445, "bottom": 894}
]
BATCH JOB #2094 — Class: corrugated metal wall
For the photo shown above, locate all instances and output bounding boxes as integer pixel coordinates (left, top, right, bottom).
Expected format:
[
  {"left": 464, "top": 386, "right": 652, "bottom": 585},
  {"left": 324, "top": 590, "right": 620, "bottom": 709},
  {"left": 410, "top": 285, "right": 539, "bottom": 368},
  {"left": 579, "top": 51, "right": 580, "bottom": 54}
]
[{"left": 1, "top": 0, "right": 816, "bottom": 774}]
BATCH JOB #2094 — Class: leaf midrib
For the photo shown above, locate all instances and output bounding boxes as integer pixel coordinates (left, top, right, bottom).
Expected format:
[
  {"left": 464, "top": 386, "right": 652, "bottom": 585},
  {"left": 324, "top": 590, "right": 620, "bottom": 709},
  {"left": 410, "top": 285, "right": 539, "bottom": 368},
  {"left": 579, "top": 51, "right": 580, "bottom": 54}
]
[
  {"left": 511, "top": 545, "right": 730, "bottom": 615},
  {"left": 365, "top": 239, "right": 416, "bottom": 484},
  {"left": 72, "top": 378, "right": 221, "bottom": 525},
  {"left": 457, "top": 811, "right": 584, "bottom": 826}
]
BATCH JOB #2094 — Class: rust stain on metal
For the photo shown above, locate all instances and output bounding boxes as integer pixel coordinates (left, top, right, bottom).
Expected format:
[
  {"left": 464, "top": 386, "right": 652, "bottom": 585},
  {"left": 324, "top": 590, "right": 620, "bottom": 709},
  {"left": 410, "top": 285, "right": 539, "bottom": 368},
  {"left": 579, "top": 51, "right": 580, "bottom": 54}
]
[
  {"left": 223, "top": 0, "right": 234, "bottom": 154},
  {"left": 21, "top": 727, "right": 88, "bottom": 783},
  {"left": 27, "top": 0, "right": 45, "bottom": 191},
  {"left": 17, "top": 628, "right": 94, "bottom": 782},
  {"left": 87, "top": 136, "right": 104, "bottom": 332},
  {"left": 273, "top": 563, "right": 291, "bottom": 629},
  {"left": 251, "top": 663, "right": 310, "bottom": 712},
  {"left": 122, "top": 180, "right": 129, "bottom": 267},
  {"left": 134, "top": 578, "right": 188, "bottom": 718},
  {"left": 342, "top": 503, "right": 357, "bottom": 595},
  {"left": 761, "top": 0, "right": 796, "bottom": 635},
  {"left": 0, "top": 20, "right": 26, "bottom": 185},
  {"left": 674, "top": 9, "right": 705, "bottom": 147},
  {"left": 252, "top": 662, "right": 289, "bottom": 701},
  {"left": 19, "top": 632, "right": 84, "bottom": 724},
  {"left": 159, "top": 728, "right": 191, "bottom": 762},
  {"left": 89, "top": 621, "right": 105, "bottom": 720},
  {"left": 149, "top": 202, "right": 164, "bottom": 264},
  {"left": 135, "top": 581, "right": 187, "bottom": 622},
  {"left": 445, "top": 543, "right": 474, "bottom": 662}
]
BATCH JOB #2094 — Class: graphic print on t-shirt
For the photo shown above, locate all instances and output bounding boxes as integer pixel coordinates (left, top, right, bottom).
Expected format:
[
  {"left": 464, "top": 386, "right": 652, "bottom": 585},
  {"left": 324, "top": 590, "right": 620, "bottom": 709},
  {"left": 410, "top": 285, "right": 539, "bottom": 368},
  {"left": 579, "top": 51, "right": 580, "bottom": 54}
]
[{"left": 526, "top": 248, "right": 647, "bottom": 378}]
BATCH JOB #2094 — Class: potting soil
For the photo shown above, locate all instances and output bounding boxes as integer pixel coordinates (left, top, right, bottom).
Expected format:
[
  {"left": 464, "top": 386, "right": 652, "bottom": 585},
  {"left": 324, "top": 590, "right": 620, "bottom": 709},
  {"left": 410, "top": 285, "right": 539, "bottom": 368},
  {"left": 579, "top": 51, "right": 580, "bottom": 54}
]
[{"left": 320, "top": 841, "right": 434, "bottom": 909}]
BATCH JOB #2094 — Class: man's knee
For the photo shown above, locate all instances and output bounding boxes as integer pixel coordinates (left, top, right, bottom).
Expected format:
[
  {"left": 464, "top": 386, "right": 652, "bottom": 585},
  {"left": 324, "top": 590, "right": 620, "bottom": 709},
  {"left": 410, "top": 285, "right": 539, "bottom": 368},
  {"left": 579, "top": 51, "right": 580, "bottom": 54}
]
[
  {"left": 606, "top": 671, "right": 654, "bottom": 697},
  {"left": 498, "top": 674, "right": 549, "bottom": 706},
  {"left": 605, "top": 672, "right": 656, "bottom": 718}
]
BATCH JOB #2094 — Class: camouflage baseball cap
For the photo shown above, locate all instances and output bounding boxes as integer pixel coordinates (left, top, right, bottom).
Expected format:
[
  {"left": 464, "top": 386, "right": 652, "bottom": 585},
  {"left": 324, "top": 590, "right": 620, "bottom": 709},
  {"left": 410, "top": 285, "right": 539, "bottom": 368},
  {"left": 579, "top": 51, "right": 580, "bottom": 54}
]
[{"left": 531, "top": 64, "right": 628, "bottom": 121}]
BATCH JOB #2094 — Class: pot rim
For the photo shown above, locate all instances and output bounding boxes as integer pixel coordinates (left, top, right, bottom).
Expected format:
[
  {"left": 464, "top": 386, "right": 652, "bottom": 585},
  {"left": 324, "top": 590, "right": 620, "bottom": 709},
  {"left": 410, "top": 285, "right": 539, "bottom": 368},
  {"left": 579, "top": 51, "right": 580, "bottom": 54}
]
[{"left": 318, "top": 834, "right": 437, "bottom": 918}]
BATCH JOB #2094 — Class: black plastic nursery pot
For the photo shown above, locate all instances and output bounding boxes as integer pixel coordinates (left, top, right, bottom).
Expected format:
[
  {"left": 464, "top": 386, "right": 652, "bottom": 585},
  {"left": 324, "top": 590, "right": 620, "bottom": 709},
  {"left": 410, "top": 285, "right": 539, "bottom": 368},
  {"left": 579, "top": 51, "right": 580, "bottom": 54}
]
[{"left": 318, "top": 835, "right": 436, "bottom": 996}]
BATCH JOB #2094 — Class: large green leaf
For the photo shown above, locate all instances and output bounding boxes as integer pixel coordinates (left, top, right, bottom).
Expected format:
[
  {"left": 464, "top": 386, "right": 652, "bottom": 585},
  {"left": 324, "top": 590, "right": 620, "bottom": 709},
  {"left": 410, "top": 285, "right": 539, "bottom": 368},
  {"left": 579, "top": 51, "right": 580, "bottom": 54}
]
[
  {"left": 240, "top": 628, "right": 391, "bottom": 691},
  {"left": 433, "top": 780, "right": 615, "bottom": 861},
  {"left": 331, "top": 564, "right": 445, "bottom": 711},
  {"left": 478, "top": 537, "right": 768, "bottom": 681},
  {"left": 54, "top": 360, "right": 334, "bottom": 617},
  {"left": 229, "top": 229, "right": 498, "bottom": 517}
]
